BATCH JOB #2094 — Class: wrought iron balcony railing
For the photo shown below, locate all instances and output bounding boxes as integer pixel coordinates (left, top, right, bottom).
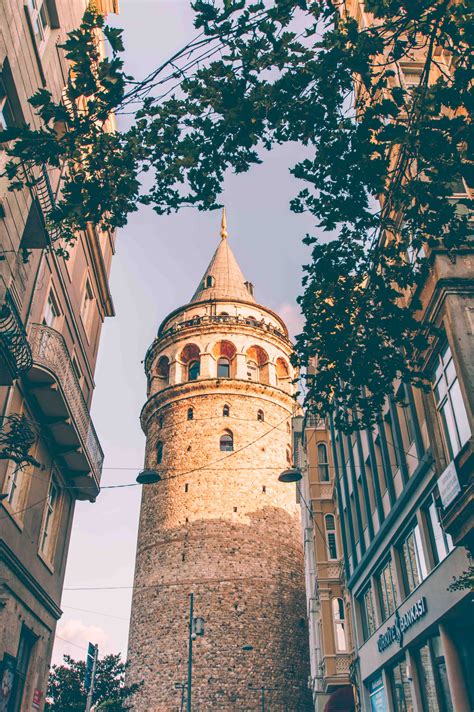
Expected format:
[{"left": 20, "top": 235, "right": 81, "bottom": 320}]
[
  {"left": 28, "top": 323, "right": 104, "bottom": 493},
  {"left": 0, "top": 290, "right": 33, "bottom": 383}
]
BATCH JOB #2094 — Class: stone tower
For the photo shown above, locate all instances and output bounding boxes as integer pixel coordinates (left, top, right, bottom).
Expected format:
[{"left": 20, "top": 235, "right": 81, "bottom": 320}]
[{"left": 127, "top": 213, "right": 312, "bottom": 711}]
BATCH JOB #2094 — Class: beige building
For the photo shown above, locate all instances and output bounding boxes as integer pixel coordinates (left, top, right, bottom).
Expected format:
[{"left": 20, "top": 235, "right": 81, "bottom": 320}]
[
  {"left": 127, "top": 215, "right": 312, "bottom": 711},
  {"left": 295, "top": 413, "right": 355, "bottom": 712},
  {"left": 301, "top": 3, "right": 474, "bottom": 712},
  {"left": 0, "top": 0, "right": 117, "bottom": 708}
]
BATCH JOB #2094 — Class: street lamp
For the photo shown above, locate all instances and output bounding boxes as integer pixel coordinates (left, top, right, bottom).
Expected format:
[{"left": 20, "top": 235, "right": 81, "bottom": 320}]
[
  {"left": 278, "top": 467, "right": 302, "bottom": 483},
  {"left": 136, "top": 468, "right": 162, "bottom": 485},
  {"left": 248, "top": 684, "right": 279, "bottom": 712}
]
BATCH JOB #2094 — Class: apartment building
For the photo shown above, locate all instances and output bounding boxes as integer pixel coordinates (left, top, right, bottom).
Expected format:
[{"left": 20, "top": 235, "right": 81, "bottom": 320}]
[
  {"left": 322, "top": 3, "right": 473, "bottom": 711},
  {"left": 0, "top": 0, "right": 117, "bottom": 708},
  {"left": 295, "top": 414, "right": 355, "bottom": 712}
]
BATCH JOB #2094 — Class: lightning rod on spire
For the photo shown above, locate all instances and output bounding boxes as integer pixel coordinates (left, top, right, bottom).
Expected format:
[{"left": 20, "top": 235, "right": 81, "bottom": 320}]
[{"left": 220, "top": 208, "right": 228, "bottom": 240}]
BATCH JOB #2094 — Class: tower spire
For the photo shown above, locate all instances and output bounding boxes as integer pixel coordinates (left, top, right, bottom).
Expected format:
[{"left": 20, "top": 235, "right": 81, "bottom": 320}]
[{"left": 220, "top": 207, "right": 228, "bottom": 240}]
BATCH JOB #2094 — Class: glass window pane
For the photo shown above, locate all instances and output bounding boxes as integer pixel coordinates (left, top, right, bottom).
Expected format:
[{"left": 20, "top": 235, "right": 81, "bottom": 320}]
[{"left": 449, "top": 379, "right": 471, "bottom": 450}]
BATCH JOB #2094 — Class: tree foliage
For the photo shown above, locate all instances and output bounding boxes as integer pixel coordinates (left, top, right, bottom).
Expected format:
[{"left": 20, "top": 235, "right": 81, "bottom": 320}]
[
  {"left": 45, "top": 654, "right": 140, "bottom": 712},
  {"left": 1, "top": 0, "right": 473, "bottom": 429}
]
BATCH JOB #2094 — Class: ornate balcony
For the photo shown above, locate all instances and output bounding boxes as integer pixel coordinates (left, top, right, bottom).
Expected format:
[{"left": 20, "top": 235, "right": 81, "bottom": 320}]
[
  {"left": 0, "top": 290, "right": 33, "bottom": 384},
  {"left": 26, "top": 324, "right": 104, "bottom": 499}
]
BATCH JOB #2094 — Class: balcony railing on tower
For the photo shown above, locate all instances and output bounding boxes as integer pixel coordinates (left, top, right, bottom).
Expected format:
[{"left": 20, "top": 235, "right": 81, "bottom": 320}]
[
  {"left": 0, "top": 290, "right": 33, "bottom": 384},
  {"left": 27, "top": 323, "right": 104, "bottom": 499}
]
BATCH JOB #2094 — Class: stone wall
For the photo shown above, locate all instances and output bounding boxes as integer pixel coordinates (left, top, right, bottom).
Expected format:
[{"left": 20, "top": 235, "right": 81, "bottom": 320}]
[{"left": 128, "top": 373, "right": 312, "bottom": 711}]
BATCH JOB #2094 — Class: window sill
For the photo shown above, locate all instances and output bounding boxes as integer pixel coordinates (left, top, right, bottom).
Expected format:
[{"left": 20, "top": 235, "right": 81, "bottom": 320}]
[
  {"left": 0, "top": 498, "right": 25, "bottom": 531},
  {"left": 37, "top": 548, "right": 55, "bottom": 574}
]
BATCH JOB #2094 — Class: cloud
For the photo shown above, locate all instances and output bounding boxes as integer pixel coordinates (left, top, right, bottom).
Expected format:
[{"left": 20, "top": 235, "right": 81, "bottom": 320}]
[
  {"left": 276, "top": 302, "right": 304, "bottom": 340},
  {"left": 51, "top": 619, "right": 110, "bottom": 666}
]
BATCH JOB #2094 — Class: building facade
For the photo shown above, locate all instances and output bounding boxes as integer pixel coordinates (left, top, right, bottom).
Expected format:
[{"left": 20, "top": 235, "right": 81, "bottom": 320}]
[
  {"left": 295, "top": 413, "right": 355, "bottom": 712},
  {"left": 0, "top": 0, "right": 117, "bottom": 709},
  {"left": 127, "top": 215, "right": 312, "bottom": 711}
]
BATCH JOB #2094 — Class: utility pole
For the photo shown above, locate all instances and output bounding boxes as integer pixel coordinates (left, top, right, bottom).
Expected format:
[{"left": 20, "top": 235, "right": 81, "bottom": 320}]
[
  {"left": 186, "top": 593, "right": 204, "bottom": 712},
  {"left": 85, "top": 643, "right": 98, "bottom": 712},
  {"left": 187, "top": 592, "right": 194, "bottom": 712}
]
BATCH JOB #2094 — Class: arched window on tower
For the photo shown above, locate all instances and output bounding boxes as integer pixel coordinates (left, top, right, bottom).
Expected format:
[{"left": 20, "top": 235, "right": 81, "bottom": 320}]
[
  {"left": 223, "top": 404, "right": 230, "bottom": 417},
  {"left": 187, "top": 407, "right": 194, "bottom": 421},
  {"left": 332, "top": 598, "right": 347, "bottom": 652},
  {"left": 156, "top": 356, "right": 170, "bottom": 383},
  {"left": 206, "top": 275, "right": 215, "bottom": 288},
  {"left": 317, "top": 443, "right": 330, "bottom": 482},
  {"left": 257, "top": 409, "right": 264, "bottom": 422},
  {"left": 325, "top": 515, "right": 338, "bottom": 560},
  {"left": 157, "top": 441, "right": 163, "bottom": 465},
  {"left": 188, "top": 360, "right": 200, "bottom": 381},
  {"left": 220, "top": 430, "right": 234, "bottom": 452},
  {"left": 217, "top": 357, "right": 230, "bottom": 378}
]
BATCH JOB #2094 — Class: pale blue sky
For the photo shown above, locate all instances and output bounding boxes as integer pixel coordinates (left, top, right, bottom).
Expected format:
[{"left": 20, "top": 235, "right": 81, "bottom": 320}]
[{"left": 53, "top": 0, "right": 318, "bottom": 664}]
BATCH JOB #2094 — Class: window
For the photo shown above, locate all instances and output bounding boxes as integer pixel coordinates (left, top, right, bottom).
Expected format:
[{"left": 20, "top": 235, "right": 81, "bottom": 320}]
[
  {"left": 332, "top": 598, "right": 347, "bottom": 652},
  {"left": 206, "top": 275, "right": 215, "bottom": 288},
  {"left": 187, "top": 407, "right": 194, "bottom": 421},
  {"left": 324, "top": 514, "right": 338, "bottom": 560},
  {"left": 432, "top": 343, "right": 471, "bottom": 459},
  {"left": 361, "top": 584, "right": 377, "bottom": 640},
  {"left": 188, "top": 360, "right": 200, "bottom": 381},
  {"left": 247, "top": 360, "right": 258, "bottom": 381},
  {"left": 416, "top": 634, "right": 454, "bottom": 712},
  {"left": 157, "top": 356, "right": 170, "bottom": 383},
  {"left": 159, "top": 415, "right": 164, "bottom": 429},
  {"left": 389, "top": 658, "right": 414, "bottom": 712},
  {"left": 217, "top": 357, "right": 230, "bottom": 378},
  {"left": 3, "top": 460, "right": 24, "bottom": 510},
  {"left": 10, "top": 625, "right": 37, "bottom": 712},
  {"left": 39, "top": 478, "right": 60, "bottom": 561},
  {"left": 317, "top": 443, "right": 330, "bottom": 481},
  {"left": 43, "top": 290, "right": 60, "bottom": 328},
  {"left": 80, "top": 278, "right": 95, "bottom": 335},
  {"left": 377, "top": 557, "right": 398, "bottom": 622},
  {"left": 257, "top": 409, "right": 264, "bottom": 422},
  {"left": 425, "top": 493, "right": 453, "bottom": 566},
  {"left": 0, "top": 79, "right": 14, "bottom": 131},
  {"left": 223, "top": 405, "right": 230, "bottom": 417},
  {"left": 400, "top": 523, "right": 428, "bottom": 595},
  {"left": 157, "top": 441, "right": 163, "bottom": 464},
  {"left": 27, "top": 0, "right": 50, "bottom": 48},
  {"left": 220, "top": 431, "right": 233, "bottom": 452}
]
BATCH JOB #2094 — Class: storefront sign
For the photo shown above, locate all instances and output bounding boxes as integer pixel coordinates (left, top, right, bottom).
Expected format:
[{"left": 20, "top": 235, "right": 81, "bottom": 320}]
[
  {"left": 438, "top": 461, "right": 461, "bottom": 509},
  {"left": 377, "top": 597, "right": 427, "bottom": 653},
  {"left": 32, "top": 689, "right": 43, "bottom": 709},
  {"left": 369, "top": 675, "right": 387, "bottom": 712}
]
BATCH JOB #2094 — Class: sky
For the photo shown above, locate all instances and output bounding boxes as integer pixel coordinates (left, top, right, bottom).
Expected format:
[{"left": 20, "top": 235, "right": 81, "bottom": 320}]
[{"left": 52, "top": 0, "right": 318, "bottom": 666}]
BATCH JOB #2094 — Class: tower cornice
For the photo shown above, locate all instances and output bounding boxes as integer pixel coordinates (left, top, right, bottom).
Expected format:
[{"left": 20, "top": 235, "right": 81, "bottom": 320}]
[{"left": 140, "top": 377, "right": 297, "bottom": 433}]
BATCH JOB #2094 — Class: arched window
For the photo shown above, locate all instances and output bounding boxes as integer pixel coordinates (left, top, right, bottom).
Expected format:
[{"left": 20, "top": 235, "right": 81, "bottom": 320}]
[
  {"left": 159, "top": 415, "right": 164, "bottom": 429},
  {"left": 187, "top": 407, "right": 194, "bottom": 421},
  {"left": 257, "top": 409, "right": 264, "bottom": 422},
  {"left": 332, "top": 598, "right": 347, "bottom": 652},
  {"left": 223, "top": 405, "right": 230, "bottom": 417},
  {"left": 317, "top": 443, "right": 330, "bottom": 481},
  {"left": 217, "top": 357, "right": 230, "bottom": 378},
  {"left": 156, "top": 356, "right": 170, "bottom": 383},
  {"left": 188, "top": 360, "right": 200, "bottom": 381},
  {"left": 220, "top": 430, "right": 234, "bottom": 452},
  {"left": 325, "top": 514, "right": 338, "bottom": 560},
  {"left": 206, "top": 275, "right": 215, "bottom": 287},
  {"left": 247, "top": 360, "right": 259, "bottom": 381},
  {"left": 157, "top": 441, "right": 163, "bottom": 465}
]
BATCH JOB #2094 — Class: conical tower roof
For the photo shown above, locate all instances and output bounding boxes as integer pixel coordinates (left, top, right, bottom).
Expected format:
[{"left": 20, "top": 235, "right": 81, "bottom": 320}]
[{"left": 190, "top": 209, "right": 256, "bottom": 304}]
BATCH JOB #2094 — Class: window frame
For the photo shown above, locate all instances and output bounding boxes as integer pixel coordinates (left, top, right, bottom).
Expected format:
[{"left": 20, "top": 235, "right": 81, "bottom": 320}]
[
  {"left": 317, "top": 442, "right": 330, "bottom": 481},
  {"left": 217, "top": 356, "right": 230, "bottom": 379},
  {"left": 43, "top": 288, "right": 61, "bottom": 329},
  {"left": 80, "top": 277, "right": 95, "bottom": 336},
  {"left": 332, "top": 597, "right": 347, "bottom": 652},
  {"left": 187, "top": 407, "right": 194, "bottom": 421},
  {"left": 220, "top": 431, "right": 233, "bottom": 452},
  {"left": 399, "top": 522, "right": 428, "bottom": 596},
  {"left": 26, "top": 0, "right": 51, "bottom": 51},
  {"left": 38, "top": 476, "right": 61, "bottom": 564},
  {"left": 360, "top": 584, "right": 377, "bottom": 641},
  {"left": 156, "top": 441, "right": 163, "bottom": 464},
  {"left": 377, "top": 556, "right": 398, "bottom": 622},
  {"left": 432, "top": 342, "right": 471, "bottom": 459},
  {"left": 188, "top": 360, "right": 200, "bottom": 381},
  {"left": 424, "top": 493, "right": 453, "bottom": 566},
  {"left": 324, "top": 514, "right": 338, "bottom": 560}
]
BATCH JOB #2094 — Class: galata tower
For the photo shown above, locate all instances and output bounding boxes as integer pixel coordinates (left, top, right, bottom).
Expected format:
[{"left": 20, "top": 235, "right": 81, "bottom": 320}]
[{"left": 127, "top": 212, "right": 312, "bottom": 711}]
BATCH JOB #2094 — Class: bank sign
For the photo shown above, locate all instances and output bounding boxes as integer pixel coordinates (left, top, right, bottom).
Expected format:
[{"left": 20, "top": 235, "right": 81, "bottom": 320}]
[{"left": 377, "top": 597, "right": 427, "bottom": 653}]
